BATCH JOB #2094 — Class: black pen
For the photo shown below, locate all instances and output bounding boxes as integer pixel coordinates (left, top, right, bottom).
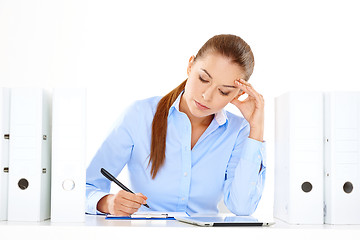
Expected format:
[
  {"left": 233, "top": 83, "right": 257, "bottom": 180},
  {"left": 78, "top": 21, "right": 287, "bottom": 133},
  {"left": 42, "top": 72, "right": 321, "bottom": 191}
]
[{"left": 100, "top": 168, "right": 150, "bottom": 209}]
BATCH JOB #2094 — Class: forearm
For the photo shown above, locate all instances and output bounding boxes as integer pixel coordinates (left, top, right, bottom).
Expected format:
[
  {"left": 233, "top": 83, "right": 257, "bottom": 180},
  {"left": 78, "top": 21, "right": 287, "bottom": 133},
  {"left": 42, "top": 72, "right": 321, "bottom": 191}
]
[
  {"left": 225, "top": 164, "right": 265, "bottom": 214},
  {"left": 224, "top": 138, "right": 266, "bottom": 215}
]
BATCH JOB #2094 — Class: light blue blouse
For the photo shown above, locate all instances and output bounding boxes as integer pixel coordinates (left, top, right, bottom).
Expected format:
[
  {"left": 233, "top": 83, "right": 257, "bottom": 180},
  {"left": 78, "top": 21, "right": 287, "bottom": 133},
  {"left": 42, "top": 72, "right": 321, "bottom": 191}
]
[{"left": 86, "top": 92, "right": 266, "bottom": 215}]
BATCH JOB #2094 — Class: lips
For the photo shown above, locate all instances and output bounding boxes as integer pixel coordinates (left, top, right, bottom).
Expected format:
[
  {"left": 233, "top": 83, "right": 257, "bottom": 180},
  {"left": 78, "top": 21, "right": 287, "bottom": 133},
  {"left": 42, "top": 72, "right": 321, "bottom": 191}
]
[{"left": 194, "top": 100, "right": 210, "bottom": 110}]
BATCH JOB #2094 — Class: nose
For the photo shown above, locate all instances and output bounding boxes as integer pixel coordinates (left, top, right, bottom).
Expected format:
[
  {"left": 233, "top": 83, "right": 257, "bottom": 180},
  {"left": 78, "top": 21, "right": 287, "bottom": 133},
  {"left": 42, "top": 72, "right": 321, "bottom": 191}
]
[{"left": 202, "top": 86, "right": 214, "bottom": 102}]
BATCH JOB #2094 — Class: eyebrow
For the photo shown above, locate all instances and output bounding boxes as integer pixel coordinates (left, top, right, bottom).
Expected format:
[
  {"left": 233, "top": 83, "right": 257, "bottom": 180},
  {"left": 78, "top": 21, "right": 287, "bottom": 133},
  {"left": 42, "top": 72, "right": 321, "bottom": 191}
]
[
  {"left": 201, "top": 68, "right": 213, "bottom": 79},
  {"left": 222, "top": 84, "right": 236, "bottom": 88},
  {"left": 200, "top": 68, "right": 237, "bottom": 88}
]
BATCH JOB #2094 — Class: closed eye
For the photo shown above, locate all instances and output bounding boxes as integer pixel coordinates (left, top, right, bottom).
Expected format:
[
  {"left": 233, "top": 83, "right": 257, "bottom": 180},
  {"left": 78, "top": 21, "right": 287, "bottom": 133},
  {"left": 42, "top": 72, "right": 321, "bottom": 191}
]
[
  {"left": 199, "top": 76, "right": 230, "bottom": 96},
  {"left": 199, "top": 76, "right": 208, "bottom": 83},
  {"left": 219, "top": 89, "right": 230, "bottom": 96}
]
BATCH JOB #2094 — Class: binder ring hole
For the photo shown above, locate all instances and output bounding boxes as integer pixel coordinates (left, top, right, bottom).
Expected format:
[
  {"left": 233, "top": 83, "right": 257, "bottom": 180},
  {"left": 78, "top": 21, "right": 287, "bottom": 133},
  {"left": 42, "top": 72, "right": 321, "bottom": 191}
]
[
  {"left": 343, "top": 182, "right": 353, "bottom": 194},
  {"left": 301, "top": 182, "right": 312, "bottom": 193},
  {"left": 62, "top": 179, "right": 75, "bottom": 191},
  {"left": 18, "top": 178, "right": 29, "bottom": 190}
]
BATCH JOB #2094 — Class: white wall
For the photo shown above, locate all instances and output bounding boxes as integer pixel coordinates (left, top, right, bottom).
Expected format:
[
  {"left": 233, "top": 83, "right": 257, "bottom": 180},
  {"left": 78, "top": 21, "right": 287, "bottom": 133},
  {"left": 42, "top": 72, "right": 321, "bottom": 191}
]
[{"left": 1, "top": 0, "right": 360, "bottom": 219}]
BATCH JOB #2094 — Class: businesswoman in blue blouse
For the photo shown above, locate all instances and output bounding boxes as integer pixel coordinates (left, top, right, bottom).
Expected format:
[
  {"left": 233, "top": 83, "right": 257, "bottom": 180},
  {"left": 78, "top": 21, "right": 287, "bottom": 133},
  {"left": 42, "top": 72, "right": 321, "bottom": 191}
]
[{"left": 86, "top": 34, "right": 266, "bottom": 216}]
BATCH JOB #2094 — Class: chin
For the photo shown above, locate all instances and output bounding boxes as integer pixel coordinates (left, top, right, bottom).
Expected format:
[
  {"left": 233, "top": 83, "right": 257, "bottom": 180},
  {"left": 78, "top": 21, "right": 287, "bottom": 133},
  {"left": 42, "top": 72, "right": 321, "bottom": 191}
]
[{"left": 189, "top": 105, "right": 214, "bottom": 118}]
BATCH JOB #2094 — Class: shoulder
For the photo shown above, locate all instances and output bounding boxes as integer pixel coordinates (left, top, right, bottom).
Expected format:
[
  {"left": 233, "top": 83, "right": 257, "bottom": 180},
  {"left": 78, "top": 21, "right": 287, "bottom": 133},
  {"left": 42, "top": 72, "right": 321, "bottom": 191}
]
[
  {"left": 120, "top": 96, "right": 162, "bottom": 122},
  {"left": 223, "top": 110, "right": 251, "bottom": 145},
  {"left": 112, "top": 96, "right": 162, "bottom": 129},
  {"left": 225, "top": 110, "right": 249, "bottom": 129},
  {"left": 128, "top": 96, "right": 162, "bottom": 115}
]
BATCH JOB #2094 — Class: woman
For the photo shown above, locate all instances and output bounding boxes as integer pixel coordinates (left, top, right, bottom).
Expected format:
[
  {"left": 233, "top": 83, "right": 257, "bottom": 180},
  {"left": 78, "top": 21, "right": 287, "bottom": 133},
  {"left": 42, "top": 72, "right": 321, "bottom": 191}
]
[{"left": 86, "top": 34, "right": 266, "bottom": 216}]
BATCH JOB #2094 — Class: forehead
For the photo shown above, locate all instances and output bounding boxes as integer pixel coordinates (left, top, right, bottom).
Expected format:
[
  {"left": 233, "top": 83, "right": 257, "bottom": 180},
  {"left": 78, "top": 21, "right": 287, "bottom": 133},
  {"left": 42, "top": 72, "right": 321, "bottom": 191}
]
[{"left": 194, "top": 53, "right": 246, "bottom": 82}]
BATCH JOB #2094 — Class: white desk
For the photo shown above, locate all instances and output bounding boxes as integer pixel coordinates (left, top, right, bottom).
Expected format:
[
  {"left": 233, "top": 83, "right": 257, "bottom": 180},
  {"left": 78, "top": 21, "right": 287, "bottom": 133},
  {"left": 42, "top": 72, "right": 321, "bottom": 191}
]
[{"left": 1, "top": 215, "right": 360, "bottom": 240}]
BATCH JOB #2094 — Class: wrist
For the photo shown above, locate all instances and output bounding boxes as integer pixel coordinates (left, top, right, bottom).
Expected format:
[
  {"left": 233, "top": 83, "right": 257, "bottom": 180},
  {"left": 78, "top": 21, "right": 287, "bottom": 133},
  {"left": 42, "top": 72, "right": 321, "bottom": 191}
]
[
  {"left": 249, "top": 127, "right": 264, "bottom": 142},
  {"left": 97, "top": 194, "right": 113, "bottom": 214}
]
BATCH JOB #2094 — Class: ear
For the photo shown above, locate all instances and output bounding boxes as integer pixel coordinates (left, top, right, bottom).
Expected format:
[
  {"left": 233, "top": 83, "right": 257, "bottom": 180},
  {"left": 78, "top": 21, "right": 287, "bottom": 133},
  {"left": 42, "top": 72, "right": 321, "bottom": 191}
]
[{"left": 187, "top": 55, "right": 195, "bottom": 77}]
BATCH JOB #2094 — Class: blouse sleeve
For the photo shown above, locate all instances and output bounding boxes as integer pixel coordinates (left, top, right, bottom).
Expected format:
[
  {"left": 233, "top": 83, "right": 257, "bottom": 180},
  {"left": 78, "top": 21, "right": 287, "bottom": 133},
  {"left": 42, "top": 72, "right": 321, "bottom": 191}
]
[
  {"left": 223, "top": 122, "right": 266, "bottom": 216},
  {"left": 85, "top": 102, "right": 140, "bottom": 215}
]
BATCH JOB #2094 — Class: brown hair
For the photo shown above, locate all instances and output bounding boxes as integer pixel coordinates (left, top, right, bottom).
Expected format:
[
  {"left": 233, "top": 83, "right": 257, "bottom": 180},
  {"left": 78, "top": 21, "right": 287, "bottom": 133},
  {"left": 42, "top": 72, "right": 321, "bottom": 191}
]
[{"left": 149, "top": 34, "right": 255, "bottom": 179}]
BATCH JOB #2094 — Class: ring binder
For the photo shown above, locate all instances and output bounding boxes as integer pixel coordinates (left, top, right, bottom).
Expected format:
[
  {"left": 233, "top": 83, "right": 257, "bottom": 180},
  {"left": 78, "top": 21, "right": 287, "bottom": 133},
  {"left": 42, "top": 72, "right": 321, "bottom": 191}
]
[
  {"left": 274, "top": 92, "right": 324, "bottom": 224},
  {"left": 7, "top": 88, "right": 51, "bottom": 222},
  {"left": 324, "top": 92, "right": 360, "bottom": 224},
  {"left": 51, "top": 88, "right": 86, "bottom": 222}
]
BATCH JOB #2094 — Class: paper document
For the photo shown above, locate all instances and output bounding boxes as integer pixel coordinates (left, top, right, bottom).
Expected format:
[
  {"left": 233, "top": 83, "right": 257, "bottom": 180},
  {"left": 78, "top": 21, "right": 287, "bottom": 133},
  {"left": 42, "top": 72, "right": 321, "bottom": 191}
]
[{"left": 106, "top": 211, "right": 189, "bottom": 219}]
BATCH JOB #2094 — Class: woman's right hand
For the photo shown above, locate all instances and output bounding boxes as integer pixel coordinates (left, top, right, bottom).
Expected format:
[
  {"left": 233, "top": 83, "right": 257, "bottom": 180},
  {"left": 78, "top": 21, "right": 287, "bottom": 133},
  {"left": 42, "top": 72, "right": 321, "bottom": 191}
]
[{"left": 97, "top": 190, "right": 148, "bottom": 216}]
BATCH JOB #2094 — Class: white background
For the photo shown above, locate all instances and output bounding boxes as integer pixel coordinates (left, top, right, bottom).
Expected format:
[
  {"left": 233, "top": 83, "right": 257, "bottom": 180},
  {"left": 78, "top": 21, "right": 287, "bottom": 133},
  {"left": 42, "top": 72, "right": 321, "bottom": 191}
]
[{"left": 1, "top": 0, "right": 360, "bottom": 219}]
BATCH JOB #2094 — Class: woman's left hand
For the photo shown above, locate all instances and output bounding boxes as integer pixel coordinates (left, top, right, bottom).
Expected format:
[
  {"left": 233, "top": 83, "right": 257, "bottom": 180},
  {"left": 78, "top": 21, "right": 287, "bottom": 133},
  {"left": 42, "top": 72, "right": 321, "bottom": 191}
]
[{"left": 230, "top": 79, "right": 264, "bottom": 142}]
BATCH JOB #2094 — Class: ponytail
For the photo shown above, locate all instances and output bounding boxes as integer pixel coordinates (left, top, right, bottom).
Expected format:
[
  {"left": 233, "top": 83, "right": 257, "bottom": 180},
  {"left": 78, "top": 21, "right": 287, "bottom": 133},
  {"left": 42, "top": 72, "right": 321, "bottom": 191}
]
[{"left": 149, "top": 79, "right": 187, "bottom": 179}]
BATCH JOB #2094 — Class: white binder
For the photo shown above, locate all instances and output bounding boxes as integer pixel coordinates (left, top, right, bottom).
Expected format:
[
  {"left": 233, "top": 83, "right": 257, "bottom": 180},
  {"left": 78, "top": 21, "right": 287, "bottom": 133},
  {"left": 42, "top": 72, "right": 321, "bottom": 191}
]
[
  {"left": 8, "top": 88, "right": 51, "bottom": 222},
  {"left": 324, "top": 92, "right": 360, "bottom": 224},
  {"left": 0, "top": 88, "right": 10, "bottom": 221},
  {"left": 51, "top": 88, "right": 86, "bottom": 222},
  {"left": 274, "top": 92, "right": 324, "bottom": 224}
]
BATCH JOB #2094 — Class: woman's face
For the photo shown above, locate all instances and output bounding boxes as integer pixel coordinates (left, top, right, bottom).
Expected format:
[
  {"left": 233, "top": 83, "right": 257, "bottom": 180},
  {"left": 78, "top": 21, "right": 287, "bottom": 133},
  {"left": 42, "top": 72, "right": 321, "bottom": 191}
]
[{"left": 182, "top": 52, "right": 246, "bottom": 119}]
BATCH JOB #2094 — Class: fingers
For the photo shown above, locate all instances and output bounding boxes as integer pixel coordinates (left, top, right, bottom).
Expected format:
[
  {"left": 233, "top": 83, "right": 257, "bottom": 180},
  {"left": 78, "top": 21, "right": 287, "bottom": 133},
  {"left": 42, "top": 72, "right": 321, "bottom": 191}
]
[
  {"left": 119, "top": 190, "right": 147, "bottom": 205},
  {"left": 135, "top": 192, "right": 148, "bottom": 202},
  {"left": 112, "top": 208, "right": 133, "bottom": 216},
  {"left": 110, "top": 190, "right": 147, "bottom": 216},
  {"left": 234, "top": 79, "right": 264, "bottom": 106},
  {"left": 235, "top": 79, "right": 254, "bottom": 96}
]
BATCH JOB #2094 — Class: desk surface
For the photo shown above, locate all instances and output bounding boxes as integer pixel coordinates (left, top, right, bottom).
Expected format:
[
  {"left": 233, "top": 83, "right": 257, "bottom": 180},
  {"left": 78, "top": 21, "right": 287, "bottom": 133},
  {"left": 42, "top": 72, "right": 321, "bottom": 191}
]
[{"left": 1, "top": 215, "right": 360, "bottom": 240}]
